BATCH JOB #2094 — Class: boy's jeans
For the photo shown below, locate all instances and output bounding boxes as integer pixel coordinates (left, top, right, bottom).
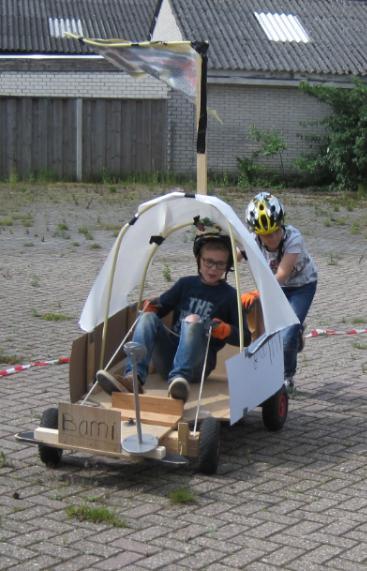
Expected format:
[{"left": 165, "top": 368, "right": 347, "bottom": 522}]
[
  {"left": 282, "top": 281, "right": 317, "bottom": 379},
  {"left": 124, "top": 312, "right": 216, "bottom": 384}
]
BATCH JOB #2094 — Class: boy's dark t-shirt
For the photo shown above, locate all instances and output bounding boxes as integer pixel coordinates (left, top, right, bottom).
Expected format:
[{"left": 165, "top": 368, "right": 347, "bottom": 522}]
[{"left": 157, "top": 275, "right": 250, "bottom": 352}]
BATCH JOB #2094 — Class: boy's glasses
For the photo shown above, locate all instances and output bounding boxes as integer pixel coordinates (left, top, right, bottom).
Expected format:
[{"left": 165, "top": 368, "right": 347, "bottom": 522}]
[{"left": 201, "top": 257, "right": 227, "bottom": 271}]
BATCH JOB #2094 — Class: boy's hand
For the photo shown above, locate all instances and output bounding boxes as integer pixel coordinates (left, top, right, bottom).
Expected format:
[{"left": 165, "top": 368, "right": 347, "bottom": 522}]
[
  {"left": 211, "top": 318, "right": 232, "bottom": 340},
  {"left": 241, "top": 289, "right": 260, "bottom": 309},
  {"left": 142, "top": 299, "right": 159, "bottom": 313}
]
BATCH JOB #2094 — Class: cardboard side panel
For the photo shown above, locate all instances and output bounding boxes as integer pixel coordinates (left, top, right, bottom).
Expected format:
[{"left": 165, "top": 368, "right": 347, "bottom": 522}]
[
  {"left": 69, "top": 304, "right": 138, "bottom": 402},
  {"left": 69, "top": 334, "right": 88, "bottom": 403}
]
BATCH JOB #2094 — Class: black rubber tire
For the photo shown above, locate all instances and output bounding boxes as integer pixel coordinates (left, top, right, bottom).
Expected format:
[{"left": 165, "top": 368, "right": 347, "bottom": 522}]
[
  {"left": 197, "top": 417, "right": 221, "bottom": 475},
  {"left": 262, "top": 386, "right": 288, "bottom": 431},
  {"left": 38, "top": 407, "right": 63, "bottom": 467}
]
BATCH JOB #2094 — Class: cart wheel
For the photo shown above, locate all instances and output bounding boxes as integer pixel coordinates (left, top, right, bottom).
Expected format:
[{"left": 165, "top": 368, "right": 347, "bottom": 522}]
[
  {"left": 38, "top": 407, "right": 63, "bottom": 467},
  {"left": 197, "top": 417, "right": 221, "bottom": 475},
  {"left": 262, "top": 386, "right": 288, "bottom": 431}
]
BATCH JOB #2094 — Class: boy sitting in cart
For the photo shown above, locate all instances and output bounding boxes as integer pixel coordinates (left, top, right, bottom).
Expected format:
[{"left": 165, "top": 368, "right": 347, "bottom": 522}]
[{"left": 97, "top": 219, "right": 251, "bottom": 403}]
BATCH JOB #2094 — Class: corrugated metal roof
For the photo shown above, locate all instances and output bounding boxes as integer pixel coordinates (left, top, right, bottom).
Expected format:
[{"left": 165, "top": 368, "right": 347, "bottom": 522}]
[
  {"left": 169, "top": 0, "right": 367, "bottom": 76},
  {"left": 0, "top": 0, "right": 157, "bottom": 54}
]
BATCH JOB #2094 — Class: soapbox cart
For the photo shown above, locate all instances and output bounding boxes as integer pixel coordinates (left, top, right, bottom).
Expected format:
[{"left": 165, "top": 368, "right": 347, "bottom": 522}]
[{"left": 16, "top": 192, "right": 298, "bottom": 475}]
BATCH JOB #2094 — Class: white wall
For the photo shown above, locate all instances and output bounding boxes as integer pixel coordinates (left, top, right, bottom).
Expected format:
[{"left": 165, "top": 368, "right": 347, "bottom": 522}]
[{"left": 0, "top": 71, "right": 168, "bottom": 98}]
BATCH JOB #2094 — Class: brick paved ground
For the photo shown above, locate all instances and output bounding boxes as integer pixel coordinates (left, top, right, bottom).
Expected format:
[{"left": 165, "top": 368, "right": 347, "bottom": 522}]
[{"left": 0, "top": 183, "right": 366, "bottom": 570}]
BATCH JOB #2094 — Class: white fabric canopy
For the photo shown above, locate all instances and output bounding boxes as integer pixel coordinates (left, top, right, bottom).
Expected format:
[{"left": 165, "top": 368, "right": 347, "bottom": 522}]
[{"left": 79, "top": 192, "right": 298, "bottom": 333}]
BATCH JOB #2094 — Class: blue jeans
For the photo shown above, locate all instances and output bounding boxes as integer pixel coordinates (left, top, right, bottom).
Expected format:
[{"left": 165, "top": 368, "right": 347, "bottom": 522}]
[
  {"left": 282, "top": 281, "right": 317, "bottom": 379},
  {"left": 124, "top": 312, "right": 216, "bottom": 384}
]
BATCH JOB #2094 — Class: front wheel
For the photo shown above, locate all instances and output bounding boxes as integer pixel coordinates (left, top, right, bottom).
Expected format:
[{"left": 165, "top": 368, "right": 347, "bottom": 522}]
[
  {"left": 262, "top": 386, "right": 288, "bottom": 431},
  {"left": 197, "top": 417, "right": 221, "bottom": 475},
  {"left": 38, "top": 407, "right": 63, "bottom": 467}
]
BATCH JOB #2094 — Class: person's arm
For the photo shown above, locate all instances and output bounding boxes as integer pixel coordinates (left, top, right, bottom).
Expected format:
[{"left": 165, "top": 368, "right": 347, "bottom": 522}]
[{"left": 274, "top": 253, "right": 299, "bottom": 285}]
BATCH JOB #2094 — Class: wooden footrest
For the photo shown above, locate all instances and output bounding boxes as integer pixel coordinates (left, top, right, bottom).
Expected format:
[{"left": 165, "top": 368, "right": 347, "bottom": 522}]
[{"left": 111, "top": 393, "right": 184, "bottom": 427}]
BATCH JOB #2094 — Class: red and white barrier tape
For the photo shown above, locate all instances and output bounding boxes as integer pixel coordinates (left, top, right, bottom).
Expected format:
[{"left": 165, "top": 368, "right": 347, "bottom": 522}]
[
  {"left": 1, "top": 328, "right": 366, "bottom": 378},
  {"left": 306, "top": 328, "right": 367, "bottom": 338},
  {"left": 0, "top": 357, "right": 70, "bottom": 378}
]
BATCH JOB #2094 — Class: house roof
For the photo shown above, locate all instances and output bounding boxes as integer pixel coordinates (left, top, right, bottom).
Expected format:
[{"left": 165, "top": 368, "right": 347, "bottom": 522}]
[
  {"left": 0, "top": 0, "right": 158, "bottom": 54},
  {"left": 2, "top": 0, "right": 367, "bottom": 78},
  {"left": 166, "top": 0, "right": 367, "bottom": 77}
]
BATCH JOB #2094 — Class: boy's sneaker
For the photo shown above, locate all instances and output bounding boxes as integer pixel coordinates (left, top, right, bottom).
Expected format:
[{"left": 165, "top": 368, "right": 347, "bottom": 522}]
[
  {"left": 96, "top": 370, "right": 128, "bottom": 395},
  {"left": 168, "top": 377, "right": 190, "bottom": 403},
  {"left": 96, "top": 370, "right": 144, "bottom": 395},
  {"left": 118, "top": 373, "right": 144, "bottom": 394}
]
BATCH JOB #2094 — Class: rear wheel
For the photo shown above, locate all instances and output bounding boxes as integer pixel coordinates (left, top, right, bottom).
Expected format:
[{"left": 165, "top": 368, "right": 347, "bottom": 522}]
[
  {"left": 38, "top": 407, "right": 63, "bottom": 467},
  {"left": 197, "top": 417, "right": 221, "bottom": 475},
  {"left": 262, "top": 386, "right": 288, "bottom": 431}
]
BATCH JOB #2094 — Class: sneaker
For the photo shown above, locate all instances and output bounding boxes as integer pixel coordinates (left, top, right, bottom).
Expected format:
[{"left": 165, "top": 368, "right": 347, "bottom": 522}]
[
  {"left": 117, "top": 373, "right": 144, "bottom": 394},
  {"left": 168, "top": 377, "right": 190, "bottom": 403},
  {"left": 284, "top": 377, "right": 295, "bottom": 393},
  {"left": 96, "top": 370, "right": 128, "bottom": 395}
]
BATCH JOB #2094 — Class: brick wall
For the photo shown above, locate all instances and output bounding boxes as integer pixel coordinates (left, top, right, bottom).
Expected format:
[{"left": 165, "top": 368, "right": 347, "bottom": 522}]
[
  {"left": 0, "top": 71, "right": 168, "bottom": 99},
  {"left": 168, "top": 83, "right": 330, "bottom": 176}
]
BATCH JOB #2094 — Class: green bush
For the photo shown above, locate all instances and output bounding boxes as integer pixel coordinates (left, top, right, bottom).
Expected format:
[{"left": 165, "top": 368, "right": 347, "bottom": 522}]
[{"left": 297, "top": 80, "right": 367, "bottom": 191}]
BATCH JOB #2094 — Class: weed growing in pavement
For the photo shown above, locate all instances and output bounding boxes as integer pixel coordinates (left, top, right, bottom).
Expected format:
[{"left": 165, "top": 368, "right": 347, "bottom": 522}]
[
  {"left": 351, "top": 223, "right": 361, "bottom": 235},
  {"left": 0, "top": 451, "right": 7, "bottom": 468},
  {"left": 78, "top": 226, "right": 94, "bottom": 240},
  {"left": 0, "top": 349, "right": 23, "bottom": 364},
  {"left": 0, "top": 216, "right": 13, "bottom": 226},
  {"left": 89, "top": 243, "right": 101, "bottom": 250},
  {"left": 362, "top": 362, "right": 367, "bottom": 374},
  {"left": 54, "top": 222, "right": 70, "bottom": 239},
  {"left": 162, "top": 264, "right": 172, "bottom": 282},
  {"left": 32, "top": 309, "right": 72, "bottom": 321},
  {"left": 351, "top": 317, "right": 367, "bottom": 325},
  {"left": 168, "top": 488, "right": 197, "bottom": 505},
  {"left": 352, "top": 342, "right": 367, "bottom": 350},
  {"left": 328, "top": 253, "right": 338, "bottom": 266},
  {"left": 66, "top": 504, "right": 127, "bottom": 527},
  {"left": 30, "top": 274, "right": 40, "bottom": 287}
]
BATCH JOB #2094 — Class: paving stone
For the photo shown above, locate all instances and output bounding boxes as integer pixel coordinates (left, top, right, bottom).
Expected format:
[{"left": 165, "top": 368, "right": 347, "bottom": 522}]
[
  {"left": 7, "top": 555, "right": 62, "bottom": 570},
  {"left": 137, "top": 548, "right": 185, "bottom": 569},
  {"left": 92, "top": 551, "right": 145, "bottom": 570}
]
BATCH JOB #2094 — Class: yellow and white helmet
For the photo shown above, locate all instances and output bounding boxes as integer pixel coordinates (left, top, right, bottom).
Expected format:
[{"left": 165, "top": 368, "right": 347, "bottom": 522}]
[{"left": 246, "top": 192, "right": 285, "bottom": 235}]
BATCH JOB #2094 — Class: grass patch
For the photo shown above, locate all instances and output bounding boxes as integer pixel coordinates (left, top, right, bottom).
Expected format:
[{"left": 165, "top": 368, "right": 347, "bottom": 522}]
[
  {"left": 0, "top": 349, "right": 23, "bottom": 364},
  {"left": 351, "top": 317, "right": 367, "bottom": 325},
  {"left": 65, "top": 504, "right": 126, "bottom": 527},
  {"left": 32, "top": 309, "right": 72, "bottom": 321},
  {"left": 54, "top": 222, "right": 70, "bottom": 239},
  {"left": 168, "top": 488, "right": 197, "bottom": 505},
  {"left": 162, "top": 264, "right": 172, "bottom": 282},
  {"left": 352, "top": 342, "right": 367, "bottom": 350},
  {"left": 0, "top": 216, "right": 13, "bottom": 226},
  {"left": 30, "top": 274, "right": 40, "bottom": 287},
  {"left": 78, "top": 226, "right": 94, "bottom": 240}
]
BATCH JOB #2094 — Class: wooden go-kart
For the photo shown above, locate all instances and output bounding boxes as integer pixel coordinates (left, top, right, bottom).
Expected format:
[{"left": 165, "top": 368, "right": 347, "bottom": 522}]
[{"left": 16, "top": 192, "right": 297, "bottom": 475}]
